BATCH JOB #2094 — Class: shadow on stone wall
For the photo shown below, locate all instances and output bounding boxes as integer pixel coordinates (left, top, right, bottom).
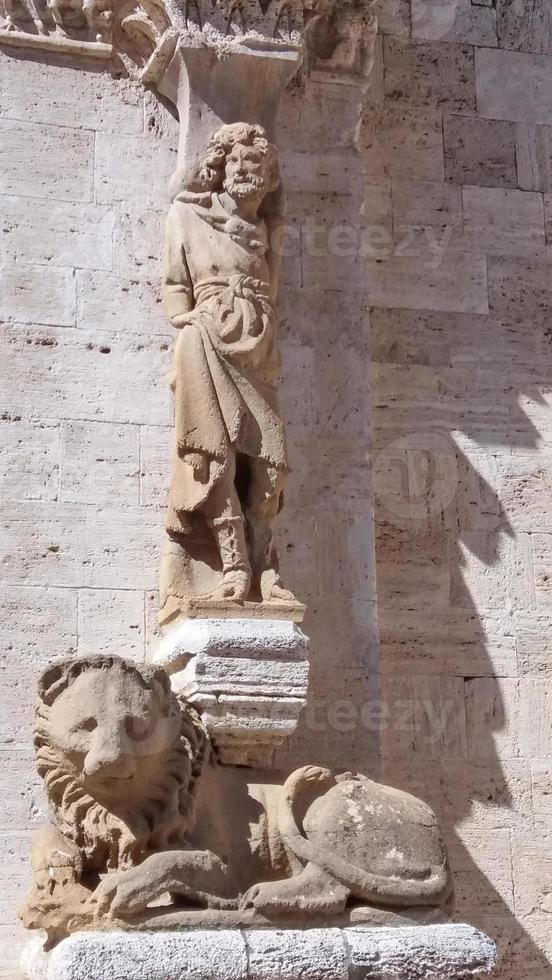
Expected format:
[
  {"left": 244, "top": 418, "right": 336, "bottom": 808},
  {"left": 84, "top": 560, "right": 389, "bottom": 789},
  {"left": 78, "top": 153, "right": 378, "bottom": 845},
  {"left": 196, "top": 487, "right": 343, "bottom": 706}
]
[{"left": 371, "top": 308, "right": 552, "bottom": 979}]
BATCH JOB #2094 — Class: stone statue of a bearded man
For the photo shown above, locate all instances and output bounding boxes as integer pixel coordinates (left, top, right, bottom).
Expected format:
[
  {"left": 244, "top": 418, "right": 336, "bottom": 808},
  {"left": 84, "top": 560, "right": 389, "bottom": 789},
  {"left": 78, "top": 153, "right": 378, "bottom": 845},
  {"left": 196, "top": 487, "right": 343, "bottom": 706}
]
[{"left": 161, "top": 122, "right": 296, "bottom": 618}]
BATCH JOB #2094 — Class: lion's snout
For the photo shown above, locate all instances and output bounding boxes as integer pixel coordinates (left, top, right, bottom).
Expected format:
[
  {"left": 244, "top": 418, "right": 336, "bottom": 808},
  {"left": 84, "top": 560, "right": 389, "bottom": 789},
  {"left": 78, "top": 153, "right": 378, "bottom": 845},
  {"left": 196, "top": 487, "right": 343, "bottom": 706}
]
[{"left": 83, "top": 734, "right": 137, "bottom": 783}]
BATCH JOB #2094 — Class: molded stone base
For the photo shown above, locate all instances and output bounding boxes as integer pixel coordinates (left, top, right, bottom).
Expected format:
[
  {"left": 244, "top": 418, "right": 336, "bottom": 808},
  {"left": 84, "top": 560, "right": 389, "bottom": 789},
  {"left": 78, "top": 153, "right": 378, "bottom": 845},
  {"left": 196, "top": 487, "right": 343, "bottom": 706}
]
[
  {"left": 153, "top": 618, "right": 310, "bottom": 766},
  {"left": 23, "top": 925, "right": 496, "bottom": 980}
]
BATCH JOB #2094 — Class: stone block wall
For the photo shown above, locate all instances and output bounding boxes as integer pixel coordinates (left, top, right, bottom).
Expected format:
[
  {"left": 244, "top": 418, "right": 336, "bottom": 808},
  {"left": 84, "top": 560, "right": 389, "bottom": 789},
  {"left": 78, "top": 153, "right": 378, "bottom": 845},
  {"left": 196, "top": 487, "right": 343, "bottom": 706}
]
[
  {"left": 2, "top": 3, "right": 552, "bottom": 977},
  {"left": 0, "top": 49, "right": 377, "bottom": 975},
  {"left": 365, "top": 3, "right": 552, "bottom": 978}
]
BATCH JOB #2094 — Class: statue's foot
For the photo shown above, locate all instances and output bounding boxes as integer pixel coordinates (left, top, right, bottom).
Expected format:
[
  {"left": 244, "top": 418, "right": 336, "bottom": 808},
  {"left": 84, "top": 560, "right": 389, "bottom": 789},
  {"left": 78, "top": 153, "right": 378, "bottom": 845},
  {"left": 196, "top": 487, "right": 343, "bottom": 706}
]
[
  {"left": 208, "top": 569, "right": 251, "bottom": 603},
  {"left": 260, "top": 569, "right": 296, "bottom": 603}
]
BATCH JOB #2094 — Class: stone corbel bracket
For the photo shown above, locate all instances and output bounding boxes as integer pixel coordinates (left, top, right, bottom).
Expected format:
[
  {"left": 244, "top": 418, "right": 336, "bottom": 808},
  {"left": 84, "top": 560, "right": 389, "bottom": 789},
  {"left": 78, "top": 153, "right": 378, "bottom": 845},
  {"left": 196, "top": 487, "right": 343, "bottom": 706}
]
[
  {"left": 0, "top": 0, "right": 112, "bottom": 58},
  {"left": 116, "top": 0, "right": 378, "bottom": 171}
]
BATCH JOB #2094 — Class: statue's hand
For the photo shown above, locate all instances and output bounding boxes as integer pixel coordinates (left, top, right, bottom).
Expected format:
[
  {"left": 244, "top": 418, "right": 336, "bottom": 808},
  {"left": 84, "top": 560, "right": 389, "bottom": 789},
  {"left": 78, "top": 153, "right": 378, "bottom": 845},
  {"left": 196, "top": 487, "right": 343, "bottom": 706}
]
[{"left": 171, "top": 313, "right": 192, "bottom": 329}]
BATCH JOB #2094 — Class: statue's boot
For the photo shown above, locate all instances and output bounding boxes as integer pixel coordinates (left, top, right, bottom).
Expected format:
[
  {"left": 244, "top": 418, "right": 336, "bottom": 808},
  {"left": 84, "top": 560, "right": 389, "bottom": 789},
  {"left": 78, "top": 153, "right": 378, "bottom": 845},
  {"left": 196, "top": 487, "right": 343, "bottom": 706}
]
[
  {"left": 246, "top": 515, "right": 295, "bottom": 602},
  {"left": 208, "top": 516, "right": 251, "bottom": 601}
]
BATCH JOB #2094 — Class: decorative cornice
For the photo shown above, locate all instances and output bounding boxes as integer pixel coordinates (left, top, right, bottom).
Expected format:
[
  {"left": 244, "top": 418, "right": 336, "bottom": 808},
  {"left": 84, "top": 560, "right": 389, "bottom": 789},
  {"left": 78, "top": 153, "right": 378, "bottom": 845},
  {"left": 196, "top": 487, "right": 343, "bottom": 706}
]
[
  {"left": 0, "top": 0, "right": 112, "bottom": 58},
  {"left": 0, "top": 0, "right": 377, "bottom": 87}
]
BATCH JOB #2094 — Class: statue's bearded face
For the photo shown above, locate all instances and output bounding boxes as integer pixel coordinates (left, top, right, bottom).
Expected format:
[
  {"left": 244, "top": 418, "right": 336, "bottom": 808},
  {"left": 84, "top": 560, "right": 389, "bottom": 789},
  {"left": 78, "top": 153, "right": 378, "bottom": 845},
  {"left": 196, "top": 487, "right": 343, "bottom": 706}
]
[
  {"left": 224, "top": 142, "right": 269, "bottom": 199},
  {"left": 46, "top": 665, "right": 181, "bottom": 803}
]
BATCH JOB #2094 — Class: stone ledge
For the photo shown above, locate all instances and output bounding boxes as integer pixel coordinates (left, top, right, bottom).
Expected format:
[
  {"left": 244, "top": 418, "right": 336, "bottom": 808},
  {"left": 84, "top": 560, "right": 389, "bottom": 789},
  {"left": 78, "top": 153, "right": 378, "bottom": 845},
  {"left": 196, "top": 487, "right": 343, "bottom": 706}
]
[
  {"left": 0, "top": 29, "right": 111, "bottom": 58},
  {"left": 23, "top": 924, "right": 497, "bottom": 980}
]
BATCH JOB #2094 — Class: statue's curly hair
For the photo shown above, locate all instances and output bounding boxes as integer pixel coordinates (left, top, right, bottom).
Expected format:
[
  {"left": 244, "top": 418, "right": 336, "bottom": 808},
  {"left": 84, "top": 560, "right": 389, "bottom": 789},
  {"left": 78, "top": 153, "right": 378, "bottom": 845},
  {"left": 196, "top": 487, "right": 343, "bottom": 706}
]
[{"left": 195, "top": 122, "right": 280, "bottom": 195}]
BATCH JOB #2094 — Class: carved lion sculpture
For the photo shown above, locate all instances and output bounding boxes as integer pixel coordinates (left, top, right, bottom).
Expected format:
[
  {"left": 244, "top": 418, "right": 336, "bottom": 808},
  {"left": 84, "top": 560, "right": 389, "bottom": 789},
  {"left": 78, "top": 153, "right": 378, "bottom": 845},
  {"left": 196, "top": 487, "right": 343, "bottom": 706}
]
[{"left": 20, "top": 656, "right": 452, "bottom": 946}]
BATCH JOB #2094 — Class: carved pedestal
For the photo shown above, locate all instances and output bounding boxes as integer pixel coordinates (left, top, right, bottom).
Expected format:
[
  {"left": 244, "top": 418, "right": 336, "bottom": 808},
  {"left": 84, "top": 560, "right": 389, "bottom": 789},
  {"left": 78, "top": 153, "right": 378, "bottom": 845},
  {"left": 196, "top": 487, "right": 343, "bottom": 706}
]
[
  {"left": 24, "top": 926, "right": 497, "bottom": 980},
  {"left": 154, "top": 617, "right": 309, "bottom": 766}
]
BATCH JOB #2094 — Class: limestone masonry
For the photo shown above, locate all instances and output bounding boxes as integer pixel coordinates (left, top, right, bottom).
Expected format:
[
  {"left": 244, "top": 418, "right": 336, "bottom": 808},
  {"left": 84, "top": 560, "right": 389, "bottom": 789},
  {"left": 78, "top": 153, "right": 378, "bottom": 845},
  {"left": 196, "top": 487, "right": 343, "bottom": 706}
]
[{"left": 0, "top": 0, "right": 550, "bottom": 978}]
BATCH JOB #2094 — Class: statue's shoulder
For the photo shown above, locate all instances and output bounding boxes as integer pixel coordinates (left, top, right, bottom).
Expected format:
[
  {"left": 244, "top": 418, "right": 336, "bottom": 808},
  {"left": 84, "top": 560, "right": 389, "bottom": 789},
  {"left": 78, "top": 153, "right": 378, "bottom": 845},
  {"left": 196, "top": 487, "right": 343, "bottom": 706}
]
[{"left": 168, "top": 195, "right": 216, "bottom": 240}]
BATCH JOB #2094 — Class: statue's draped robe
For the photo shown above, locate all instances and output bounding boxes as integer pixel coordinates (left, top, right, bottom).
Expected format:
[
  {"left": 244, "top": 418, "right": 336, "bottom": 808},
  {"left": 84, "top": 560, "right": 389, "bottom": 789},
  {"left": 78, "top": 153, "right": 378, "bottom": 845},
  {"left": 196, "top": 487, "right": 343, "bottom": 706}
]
[{"left": 164, "top": 193, "right": 287, "bottom": 533}]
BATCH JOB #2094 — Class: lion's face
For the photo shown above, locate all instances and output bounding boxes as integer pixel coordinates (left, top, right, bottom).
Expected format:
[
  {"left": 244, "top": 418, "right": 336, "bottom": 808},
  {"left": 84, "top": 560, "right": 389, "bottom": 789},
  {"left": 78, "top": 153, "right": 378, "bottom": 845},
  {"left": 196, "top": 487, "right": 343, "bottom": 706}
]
[{"left": 46, "top": 660, "right": 182, "bottom": 805}]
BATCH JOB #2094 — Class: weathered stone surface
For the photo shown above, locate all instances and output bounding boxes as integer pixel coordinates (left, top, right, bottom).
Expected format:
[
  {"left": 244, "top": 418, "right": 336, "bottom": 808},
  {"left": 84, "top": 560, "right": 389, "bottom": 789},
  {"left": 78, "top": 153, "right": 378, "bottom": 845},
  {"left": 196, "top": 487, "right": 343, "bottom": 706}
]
[
  {"left": 516, "top": 123, "right": 552, "bottom": 192},
  {"left": 280, "top": 151, "right": 364, "bottom": 198},
  {"left": 139, "top": 425, "right": 171, "bottom": 509},
  {"left": 362, "top": 19, "right": 552, "bottom": 980},
  {"left": 369, "top": 306, "right": 450, "bottom": 367},
  {"left": 531, "top": 759, "right": 552, "bottom": 816},
  {"left": 278, "top": 81, "right": 364, "bottom": 155},
  {"left": 361, "top": 108, "right": 445, "bottom": 180},
  {"left": 246, "top": 929, "right": 348, "bottom": 980},
  {"left": 518, "top": 676, "right": 552, "bottom": 757},
  {"left": 496, "top": 0, "right": 552, "bottom": 55},
  {"left": 77, "top": 590, "right": 145, "bottom": 660},
  {"left": 512, "top": 838, "right": 552, "bottom": 918},
  {"left": 392, "top": 177, "right": 463, "bottom": 248},
  {"left": 476, "top": 47, "right": 552, "bottom": 124},
  {"left": 23, "top": 925, "right": 496, "bottom": 980},
  {"left": 60, "top": 421, "right": 139, "bottom": 506},
  {"left": 373, "top": 0, "right": 410, "bottom": 37},
  {"left": 451, "top": 827, "right": 516, "bottom": 916},
  {"left": 0, "top": 500, "right": 159, "bottom": 590},
  {"left": 155, "top": 618, "right": 309, "bottom": 668},
  {"left": 347, "top": 924, "right": 496, "bottom": 978},
  {"left": 465, "top": 678, "right": 521, "bottom": 760},
  {"left": 0, "top": 586, "right": 77, "bottom": 660},
  {"left": 444, "top": 113, "right": 518, "bottom": 187},
  {"left": 76, "top": 271, "right": 169, "bottom": 335},
  {"left": 29, "top": 931, "right": 248, "bottom": 980},
  {"left": 1, "top": 9, "right": 551, "bottom": 978},
  {"left": 112, "top": 208, "right": 165, "bottom": 282},
  {"left": 462, "top": 186, "right": 545, "bottom": 256},
  {"left": 378, "top": 607, "right": 518, "bottom": 678},
  {"left": 0, "top": 57, "right": 142, "bottom": 135},
  {"left": 452, "top": 530, "right": 535, "bottom": 611},
  {"left": 0, "top": 325, "right": 171, "bottom": 426},
  {"left": 487, "top": 255, "right": 552, "bottom": 327},
  {"left": 384, "top": 38, "right": 476, "bottom": 112},
  {"left": 0, "top": 264, "right": 76, "bottom": 327},
  {"left": 2, "top": 197, "right": 113, "bottom": 271},
  {"left": 0, "top": 119, "right": 93, "bottom": 202},
  {"left": 0, "top": 417, "right": 59, "bottom": 502},
  {"left": 381, "top": 673, "right": 468, "bottom": 760},
  {"left": 297, "top": 191, "right": 367, "bottom": 292},
  {"left": 516, "top": 612, "right": 552, "bottom": 677},
  {"left": 94, "top": 134, "right": 174, "bottom": 208},
  {"left": 0, "top": 584, "right": 78, "bottom": 744},
  {"left": 412, "top": 0, "right": 497, "bottom": 46},
  {"left": 366, "top": 252, "right": 489, "bottom": 315}
]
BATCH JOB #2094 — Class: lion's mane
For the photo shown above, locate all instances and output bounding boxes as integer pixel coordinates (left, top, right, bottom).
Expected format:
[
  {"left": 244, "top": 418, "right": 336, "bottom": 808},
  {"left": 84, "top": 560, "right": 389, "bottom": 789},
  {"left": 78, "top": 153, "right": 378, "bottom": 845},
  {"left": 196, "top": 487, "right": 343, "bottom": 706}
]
[{"left": 33, "top": 656, "right": 210, "bottom": 872}]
